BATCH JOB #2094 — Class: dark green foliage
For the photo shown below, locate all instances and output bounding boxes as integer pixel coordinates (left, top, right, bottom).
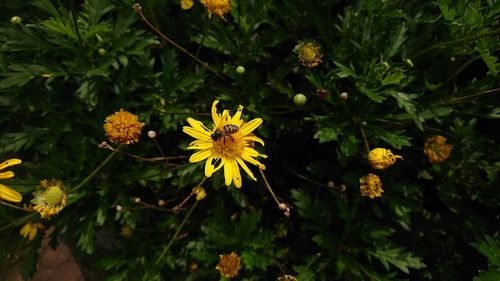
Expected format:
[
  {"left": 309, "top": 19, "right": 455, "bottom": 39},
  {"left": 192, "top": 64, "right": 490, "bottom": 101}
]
[{"left": 0, "top": 0, "right": 499, "bottom": 280}]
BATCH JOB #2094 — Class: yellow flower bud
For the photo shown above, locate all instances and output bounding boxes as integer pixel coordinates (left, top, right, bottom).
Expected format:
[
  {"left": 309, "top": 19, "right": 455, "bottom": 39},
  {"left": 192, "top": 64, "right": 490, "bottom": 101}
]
[
  {"left": 216, "top": 252, "right": 240, "bottom": 278},
  {"left": 368, "top": 148, "right": 403, "bottom": 170}
]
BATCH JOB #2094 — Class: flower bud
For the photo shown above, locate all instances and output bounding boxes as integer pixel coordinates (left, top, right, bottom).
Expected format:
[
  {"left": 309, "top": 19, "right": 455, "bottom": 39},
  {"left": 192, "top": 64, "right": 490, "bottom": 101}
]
[
  {"left": 293, "top": 93, "right": 307, "bottom": 106},
  {"left": 340, "top": 92, "right": 349, "bottom": 100},
  {"left": 368, "top": 148, "right": 403, "bottom": 170},
  {"left": 147, "top": 130, "right": 157, "bottom": 139},
  {"left": 10, "top": 16, "right": 22, "bottom": 25},
  {"left": 236, "top": 65, "right": 245, "bottom": 74},
  {"left": 97, "top": 48, "right": 106, "bottom": 56}
]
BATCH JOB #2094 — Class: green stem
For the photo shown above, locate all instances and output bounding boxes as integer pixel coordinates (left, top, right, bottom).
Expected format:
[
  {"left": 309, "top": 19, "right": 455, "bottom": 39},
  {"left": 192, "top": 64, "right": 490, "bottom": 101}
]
[
  {"left": 189, "top": 20, "right": 211, "bottom": 70},
  {"left": 69, "top": 148, "right": 120, "bottom": 192},
  {"left": 0, "top": 201, "right": 32, "bottom": 212},
  {"left": 411, "top": 28, "right": 500, "bottom": 59},
  {"left": 154, "top": 200, "right": 198, "bottom": 267},
  {"left": 359, "top": 127, "right": 370, "bottom": 155}
]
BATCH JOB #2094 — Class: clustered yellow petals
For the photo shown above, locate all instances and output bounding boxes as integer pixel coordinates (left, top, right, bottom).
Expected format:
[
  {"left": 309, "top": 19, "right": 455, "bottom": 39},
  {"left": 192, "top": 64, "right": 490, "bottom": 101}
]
[
  {"left": 359, "top": 173, "right": 383, "bottom": 199},
  {"left": 277, "top": 275, "right": 298, "bottom": 281},
  {"left": 182, "top": 100, "right": 267, "bottom": 188},
  {"left": 296, "top": 42, "right": 322, "bottom": 68},
  {"left": 368, "top": 148, "right": 403, "bottom": 170},
  {"left": 19, "top": 221, "right": 45, "bottom": 240},
  {"left": 180, "top": 0, "right": 194, "bottom": 10},
  {"left": 424, "top": 135, "right": 452, "bottom": 164},
  {"left": 192, "top": 186, "right": 207, "bottom": 201},
  {"left": 201, "top": 0, "right": 231, "bottom": 20},
  {"left": 215, "top": 252, "right": 241, "bottom": 278},
  {"left": 103, "top": 109, "right": 145, "bottom": 145},
  {"left": 31, "top": 179, "right": 67, "bottom": 219},
  {"left": 0, "top": 158, "right": 23, "bottom": 203}
]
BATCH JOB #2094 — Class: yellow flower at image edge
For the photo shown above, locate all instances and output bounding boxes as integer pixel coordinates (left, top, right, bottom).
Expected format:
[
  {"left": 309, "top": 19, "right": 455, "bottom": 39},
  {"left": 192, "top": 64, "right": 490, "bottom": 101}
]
[
  {"left": 201, "top": 0, "right": 231, "bottom": 19},
  {"left": 368, "top": 148, "right": 403, "bottom": 170},
  {"left": 0, "top": 158, "right": 22, "bottom": 202},
  {"left": 424, "top": 135, "right": 452, "bottom": 163},
  {"left": 360, "top": 173, "right": 383, "bottom": 199},
  {"left": 180, "top": 0, "right": 193, "bottom": 10},
  {"left": 31, "top": 179, "right": 67, "bottom": 219},
  {"left": 103, "top": 109, "right": 145, "bottom": 145},
  {"left": 20, "top": 222, "right": 45, "bottom": 240},
  {"left": 183, "top": 100, "right": 267, "bottom": 188},
  {"left": 216, "top": 252, "right": 241, "bottom": 278}
]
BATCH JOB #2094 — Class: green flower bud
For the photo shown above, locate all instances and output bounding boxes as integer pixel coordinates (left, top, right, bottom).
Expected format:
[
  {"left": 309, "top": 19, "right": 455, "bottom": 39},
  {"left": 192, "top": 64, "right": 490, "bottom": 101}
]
[
  {"left": 98, "top": 48, "right": 106, "bottom": 56},
  {"left": 10, "top": 16, "right": 22, "bottom": 25},
  {"left": 293, "top": 93, "right": 307, "bottom": 106},
  {"left": 236, "top": 65, "right": 245, "bottom": 74}
]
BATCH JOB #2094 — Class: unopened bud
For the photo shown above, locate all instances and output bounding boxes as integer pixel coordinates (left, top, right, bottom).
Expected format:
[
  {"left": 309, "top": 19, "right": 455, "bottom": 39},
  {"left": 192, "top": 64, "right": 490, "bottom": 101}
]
[
  {"left": 340, "top": 92, "right": 349, "bottom": 100},
  {"left": 381, "top": 61, "right": 390, "bottom": 70},
  {"left": 361, "top": 121, "right": 367, "bottom": 127},
  {"left": 97, "top": 48, "right": 106, "bottom": 56},
  {"left": 116, "top": 205, "right": 123, "bottom": 212},
  {"left": 450, "top": 56, "right": 456, "bottom": 62},
  {"left": 10, "top": 16, "right": 22, "bottom": 25},
  {"left": 316, "top": 89, "right": 329, "bottom": 100},
  {"left": 158, "top": 199, "right": 166, "bottom": 206},
  {"left": 98, "top": 141, "right": 108, "bottom": 148},
  {"left": 133, "top": 197, "right": 141, "bottom": 203},
  {"left": 236, "top": 65, "right": 245, "bottom": 74},
  {"left": 405, "top": 58, "right": 414, "bottom": 68},
  {"left": 147, "top": 130, "right": 157, "bottom": 139},
  {"left": 327, "top": 181, "right": 335, "bottom": 188}
]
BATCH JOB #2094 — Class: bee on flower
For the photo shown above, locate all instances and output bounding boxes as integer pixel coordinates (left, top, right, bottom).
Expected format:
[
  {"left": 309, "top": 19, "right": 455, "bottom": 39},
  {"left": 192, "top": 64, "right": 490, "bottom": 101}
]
[
  {"left": 19, "top": 221, "right": 45, "bottom": 240},
  {"left": 183, "top": 100, "right": 266, "bottom": 188},
  {"left": 216, "top": 252, "right": 241, "bottom": 278},
  {"left": 0, "top": 158, "right": 22, "bottom": 203},
  {"left": 368, "top": 148, "right": 403, "bottom": 170},
  {"left": 424, "top": 135, "right": 452, "bottom": 164},
  {"left": 31, "top": 179, "right": 67, "bottom": 219},
  {"left": 294, "top": 41, "right": 322, "bottom": 68},
  {"left": 359, "top": 173, "right": 383, "bottom": 199},
  {"left": 103, "top": 109, "right": 145, "bottom": 145},
  {"left": 201, "top": 0, "right": 231, "bottom": 20}
]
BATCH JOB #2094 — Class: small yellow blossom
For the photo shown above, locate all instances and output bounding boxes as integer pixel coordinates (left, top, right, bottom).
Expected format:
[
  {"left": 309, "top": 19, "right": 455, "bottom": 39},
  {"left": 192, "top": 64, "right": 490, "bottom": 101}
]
[
  {"left": 31, "top": 179, "right": 67, "bottom": 219},
  {"left": 121, "top": 225, "right": 134, "bottom": 238},
  {"left": 359, "top": 173, "right": 383, "bottom": 199},
  {"left": 103, "top": 109, "right": 145, "bottom": 145},
  {"left": 0, "top": 158, "right": 22, "bottom": 202},
  {"left": 216, "top": 252, "right": 241, "bottom": 278},
  {"left": 277, "top": 275, "right": 298, "bottom": 281},
  {"left": 180, "top": 0, "right": 194, "bottom": 9},
  {"left": 295, "top": 42, "right": 322, "bottom": 68},
  {"left": 424, "top": 135, "right": 452, "bottom": 163},
  {"left": 368, "top": 148, "right": 403, "bottom": 170},
  {"left": 201, "top": 0, "right": 231, "bottom": 20},
  {"left": 183, "top": 100, "right": 267, "bottom": 188},
  {"left": 19, "top": 221, "right": 45, "bottom": 240},
  {"left": 192, "top": 186, "right": 207, "bottom": 200}
]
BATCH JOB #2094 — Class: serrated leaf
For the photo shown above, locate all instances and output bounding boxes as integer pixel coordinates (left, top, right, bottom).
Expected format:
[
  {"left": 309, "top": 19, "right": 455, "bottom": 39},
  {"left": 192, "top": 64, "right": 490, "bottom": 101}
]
[
  {"left": 385, "top": 23, "right": 407, "bottom": 59},
  {"left": 334, "top": 61, "right": 358, "bottom": 78},
  {"left": 369, "top": 246, "right": 425, "bottom": 274},
  {"left": 381, "top": 72, "right": 405, "bottom": 86},
  {"left": 360, "top": 87, "right": 386, "bottom": 102}
]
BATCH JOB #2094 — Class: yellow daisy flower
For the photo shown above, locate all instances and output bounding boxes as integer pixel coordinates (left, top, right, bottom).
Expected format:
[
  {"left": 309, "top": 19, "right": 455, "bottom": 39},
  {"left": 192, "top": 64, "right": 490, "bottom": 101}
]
[
  {"left": 201, "top": 0, "right": 231, "bottom": 20},
  {"left": 182, "top": 100, "right": 266, "bottom": 188},
  {"left": 103, "top": 109, "right": 145, "bottom": 145},
  {"left": 424, "top": 135, "right": 452, "bottom": 164},
  {"left": 368, "top": 148, "right": 403, "bottom": 170},
  {"left": 0, "top": 158, "right": 22, "bottom": 202},
  {"left": 19, "top": 221, "right": 45, "bottom": 240},
  {"left": 31, "top": 179, "right": 67, "bottom": 219},
  {"left": 359, "top": 173, "right": 383, "bottom": 199},
  {"left": 180, "top": 0, "right": 194, "bottom": 10},
  {"left": 295, "top": 42, "right": 322, "bottom": 68},
  {"left": 216, "top": 252, "right": 241, "bottom": 278}
]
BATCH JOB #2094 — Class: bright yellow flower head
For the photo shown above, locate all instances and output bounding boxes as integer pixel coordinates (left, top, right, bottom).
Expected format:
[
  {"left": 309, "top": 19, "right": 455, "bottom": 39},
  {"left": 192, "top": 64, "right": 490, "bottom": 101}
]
[
  {"left": 19, "top": 221, "right": 45, "bottom": 240},
  {"left": 201, "top": 0, "right": 231, "bottom": 20},
  {"left": 180, "top": 0, "right": 194, "bottom": 10},
  {"left": 103, "top": 109, "right": 145, "bottom": 145},
  {"left": 0, "top": 158, "right": 22, "bottom": 202},
  {"left": 296, "top": 42, "right": 322, "bottom": 68},
  {"left": 359, "top": 173, "right": 383, "bottom": 199},
  {"left": 216, "top": 252, "right": 241, "bottom": 278},
  {"left": 183, "top": 100, "right": 266, "bottom": 188},
  {"left": 424, "top": 135, "right": 452, "bottom": 164},
  {"left": 31, "top": 179, "right": 67, "bottom": 219},
  {"left": 368, "top": 148, "right": 403, "bottom": 170}
]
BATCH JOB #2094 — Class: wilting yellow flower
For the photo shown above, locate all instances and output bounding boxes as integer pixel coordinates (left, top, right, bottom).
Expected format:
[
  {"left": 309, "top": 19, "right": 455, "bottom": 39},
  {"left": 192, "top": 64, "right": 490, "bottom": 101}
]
[
  {"left": 201, "top": 0, "right": 231, "bottom": 20},
  {"left": 192, "top": 186, "right": 207, "bottom": 200},
  {"left": 368, "top": 148, "right": 403, "bottom": 170},
  {"left": 0, "top": 158, "right": 22, "bottom": 202},
  {"left": 183, "top": 100, "right": 266, "bottom": 188},
  {"left": 216, "top": 252, "right": 240, "bottom": 278},
  {"left": 31, "top": 179, "right": 67, "bottom": 219},
  {"left": 103, "top": 109, "right": 145, "bottom": 145},
  {"left": 424, "top": 135, "right": 452, "bottom": 164},
  {"left": 19, "top": 221, "right": 45, "bottom": 240},
  {"left": 277, "top": 275, "right": 298, "bottom": 281},
  {"left": 180, "top": 0, "right": 194, "bottom": 9},
  {"left": 359, "top": 173, "right": 383, "bottom": 199},
  {"left": 295, "top": 42, "right": 322, "bottom": 68}
]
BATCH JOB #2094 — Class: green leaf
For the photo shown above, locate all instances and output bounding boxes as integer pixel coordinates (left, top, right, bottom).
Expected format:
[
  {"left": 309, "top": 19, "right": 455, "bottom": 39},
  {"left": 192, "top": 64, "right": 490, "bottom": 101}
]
[
  {"left": 385, "top": 23, "right": 407, "bottom": 59},
  {"left": 471, "top": 235, "right": 500, "bottom": 268},
  {"left": 360, "top": 87, "right": 386, "bottom": 103},
  {"left": 371, "top": 128, "right": 412, "bottom": 149},
  {"left": 381, "top": 71, "right": 405, "bottom": 86},
  {"left": 334, "top": 61, "right": 358, "bottom": 78},
  {"left": 369, "top": 246, "right": 425, "bottom": 274},
  {"left": 387, "top": 90, "right": 423, "bottom": 130}
]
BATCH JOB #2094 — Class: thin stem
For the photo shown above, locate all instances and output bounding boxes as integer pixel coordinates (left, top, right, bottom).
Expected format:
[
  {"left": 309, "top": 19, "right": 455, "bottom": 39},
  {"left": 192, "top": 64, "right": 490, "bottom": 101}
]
[
  {"left": 0, "top": 201, "right": 33, "bottom": 212},
  {"left": 259, "top": 168, "right": 281, "bottom": 206},
  {"left": 0, "top": 213, "right": 36, "bottom": 232},
  {"left": 441, "top": 88, "right": 500, "bottom": 105},
  {"left": 285, "top": 166, "right": 330, "bottom": 188},
  {"left": 189, "top": 20, "right": 212, "bottom": 70},
  {"left": 411, "top": 28, "right": 500, "bottom": 59},
  {"left": 359, "top": 127, "right": 370, "bottom": 155},
  {"left": 101, "top": 142, "right": 183, "bottom": 163},
  {"left": 133, "top": 4, "right": 225, "bottom": 80},
  {"left": 154, "top": 200, "right": 198, "bottom": 267},
  {"left": 70, "top": 148, "right": 120, "bottom": 192},
  {"left": 145, "top": 0, "right": 159, "bottom": 29},
  {"left": 172, "top": 177, "right": 208, "bottom": 211}
]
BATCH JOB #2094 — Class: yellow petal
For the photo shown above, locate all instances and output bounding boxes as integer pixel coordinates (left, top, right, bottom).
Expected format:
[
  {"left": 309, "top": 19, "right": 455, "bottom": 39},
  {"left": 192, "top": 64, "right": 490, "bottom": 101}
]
[
  {"left": 187, "top": 140, "right": 213, "bottom": 150},
  {"left": 241, "top": 150, "right": 266, "bottom": 170},
  {"left": 180, "top": 0, "right": 193, "bottom": 9},
  {"left": 0, "top": 171, "right": 15, "bottom": 179},
  {"left": 187, "top": 117, "right": 212, "bottom": 134},
  {"left": 239, "top": 118, "right": 262, "bottom": 135},
  {"left": 189, "top": 149, "right": 213, "bottom": 163},
  {"left": 0, "top": 159, "right": 22, "bottom": 171},
  {"left": 183, "top": 126, "right": 211, "bottom": 141},
  {"left": 243, "top": 135, "right": 265, "bottom": 146},
  {"left": 20, "top": 223, "right": 31, "bottom": 238},
  {"left": 0, "top": 183, "right": 22, "bottom": 202},
  {"left": 211, "top": 100, "right": 220, "bottom": 126},
  {"left": 223, "top": 158, "right": 233, "bottom": 186},
  {"left": 230, "top": 105, "right": 244, "bottom": 127},
  {"left": 231, "top": 159, "right": 242, "bottom": 188},
  {"left": 235, "top": 157, "right": 256, "bottom": 181},
  {"left": 28, "top": 228, "right": 37, "bottom": 240},
  {"left": 205, "top": 156, "right": 217, "bottom": 177}
]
